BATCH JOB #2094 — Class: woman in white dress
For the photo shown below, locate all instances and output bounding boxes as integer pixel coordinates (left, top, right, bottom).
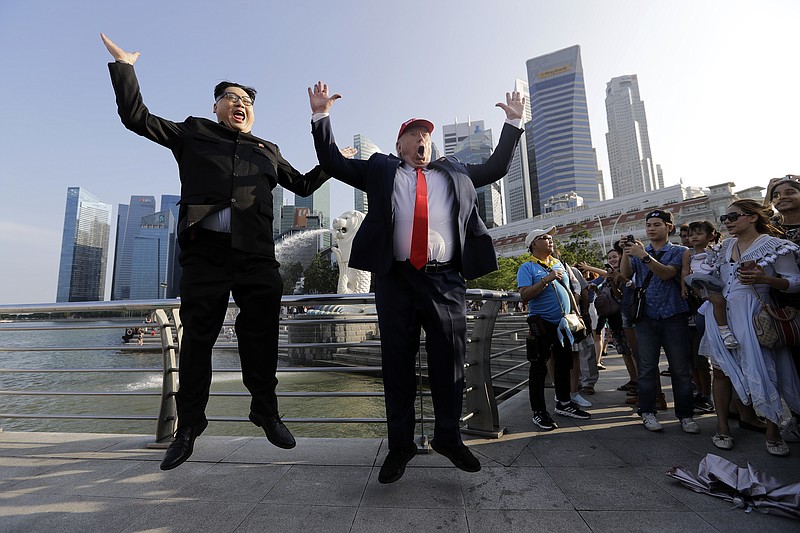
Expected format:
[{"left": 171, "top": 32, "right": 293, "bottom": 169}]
[{"left": 699, "top": 199, "right": 800, "bottom": 456}]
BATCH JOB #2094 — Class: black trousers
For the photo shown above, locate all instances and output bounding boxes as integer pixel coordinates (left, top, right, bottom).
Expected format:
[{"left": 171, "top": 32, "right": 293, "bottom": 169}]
[
  {"left": 526, "top": 315, "right": 573, "bottom": 412},
  {"left": 175, "top": 229, "right": 283, "bottom": 428},
  {"left": 375, "top": 261, "right": 467, "bottom": 449}
]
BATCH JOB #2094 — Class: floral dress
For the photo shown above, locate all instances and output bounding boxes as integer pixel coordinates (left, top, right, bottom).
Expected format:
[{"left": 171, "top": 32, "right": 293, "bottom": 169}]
[{"left": 698, "top": 235, "right": 800, "bottom": 423}]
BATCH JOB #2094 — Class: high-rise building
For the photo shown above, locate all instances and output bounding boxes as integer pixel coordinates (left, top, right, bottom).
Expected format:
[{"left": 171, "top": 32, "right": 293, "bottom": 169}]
[
  {"left": 443, "top": 120, "right": 485, "bottom": 157},
  {"left": 353, "top": 134, "right": 383, "bottom": 214},
  {"left": 605, "top": 74, "right": 660, "bottom": 198},
  {"left": 503, "top": 78, "right": 534, "bottom": 223},
  {"left": 272, "top": 185, "right": 284, "bottom": 238},
  {"left": 56, "top": 187, "right": 112, "bottom": 302},
  {"left": 451, "top": 125, "right": 503, "bottom": 228},
  {"left": 130, "top": 210, "right": 176, "bottom": 299},
  {"left": 111, "top": 195, "right": 156, "bottom": 300},
  {"left": 526, "top": 45, "right": 603, "bottom": 214},
  {"left": 295, "top": 182, "right": 331, "bottom": 247},
  {"left": 159, "top": 194, "right": 182, "bottom": 296}
]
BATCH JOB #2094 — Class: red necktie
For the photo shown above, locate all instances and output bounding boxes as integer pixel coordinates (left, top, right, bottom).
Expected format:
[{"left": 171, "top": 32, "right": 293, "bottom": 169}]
[{"left": 409, "top": 168, "right": 428, "bottom": 269}]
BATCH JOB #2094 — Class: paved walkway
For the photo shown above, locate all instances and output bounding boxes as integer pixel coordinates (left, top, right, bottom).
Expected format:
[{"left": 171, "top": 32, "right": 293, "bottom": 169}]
[{"left": 1, "top": 353, "right": 798, "bottom": 532}]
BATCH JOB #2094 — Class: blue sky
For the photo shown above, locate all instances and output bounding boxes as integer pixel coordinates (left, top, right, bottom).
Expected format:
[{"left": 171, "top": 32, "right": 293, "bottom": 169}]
[{"left": 0, "top": 0, "right": 797, "bottom": 304}]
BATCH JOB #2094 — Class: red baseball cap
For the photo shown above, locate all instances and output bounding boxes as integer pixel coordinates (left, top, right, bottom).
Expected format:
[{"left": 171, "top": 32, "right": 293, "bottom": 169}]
[{"left": 397, "top": 118, "right": 434, "bottom": 140}]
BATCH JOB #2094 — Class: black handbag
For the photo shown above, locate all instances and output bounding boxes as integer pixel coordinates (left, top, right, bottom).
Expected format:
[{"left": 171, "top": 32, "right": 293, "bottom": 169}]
[{"left": 628, "top": 250, "right": 667, "bottom": 324}]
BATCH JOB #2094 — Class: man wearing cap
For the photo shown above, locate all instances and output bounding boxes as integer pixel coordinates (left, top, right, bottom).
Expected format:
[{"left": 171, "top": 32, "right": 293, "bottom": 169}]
[
  {"left": 518, "top": 226, "right": 592, "bottom": 432},
  {"left": 620, "top": 209, "right": 700, "bottom": 434},
  {"left": 307, "top": 81, "right": 524, "bottom": 483}
]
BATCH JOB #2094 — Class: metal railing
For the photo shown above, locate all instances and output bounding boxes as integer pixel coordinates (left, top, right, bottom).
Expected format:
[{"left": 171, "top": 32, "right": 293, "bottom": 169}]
[{"left": 0, "top": 290, "right": 527, "bottom": 445}]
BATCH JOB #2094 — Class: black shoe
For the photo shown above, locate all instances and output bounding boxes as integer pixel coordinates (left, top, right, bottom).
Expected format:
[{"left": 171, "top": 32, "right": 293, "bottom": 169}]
[
  {"left": 554, "top": 401, "right": 591, "bottom": 420},
  {"left": 430, "top": 440, "right": 481, "bottom": 473},
  {"left": 378, "top": 445, "right": 417, "bottom": 484},
  {"left": 532, "top": 411, "right": 558, "bottom": 431},
  {"left": 249, "top": 412, "right": 296, "bottom": 449},
  {"left": 160, "top": 419, "right": 208, "bottom": 471},
  {"left": 694, "top": 396, "right": 715, "bottom": 413}
]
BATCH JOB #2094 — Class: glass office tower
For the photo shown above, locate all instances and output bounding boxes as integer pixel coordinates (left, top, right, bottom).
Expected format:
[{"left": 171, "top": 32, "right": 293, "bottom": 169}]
[{"left": 56, "top": 187, "right": 112, "bottom": 302}]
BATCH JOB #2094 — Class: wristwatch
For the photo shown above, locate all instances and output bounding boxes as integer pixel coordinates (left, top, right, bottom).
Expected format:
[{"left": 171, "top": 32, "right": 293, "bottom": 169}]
[{"left": 642, "top": 255, "right": 653, "bottom": 264}]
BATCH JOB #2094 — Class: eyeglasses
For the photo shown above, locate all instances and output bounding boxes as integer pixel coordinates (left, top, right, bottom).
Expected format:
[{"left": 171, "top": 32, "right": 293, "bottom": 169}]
[
  {"left": 719, "top": 212, "right": 752, "bottom": 223},
  {"left": 217, "top": 92, "right": 254, "bottom": 106},
  {"left": 534, "top": 235, "right": 553, "bottom": 242}
]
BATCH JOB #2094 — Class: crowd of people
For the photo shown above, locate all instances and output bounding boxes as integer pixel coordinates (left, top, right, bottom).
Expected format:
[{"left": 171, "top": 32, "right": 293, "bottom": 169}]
[{"left": 518, "top": 176, "right": 800, "bottom": 457}]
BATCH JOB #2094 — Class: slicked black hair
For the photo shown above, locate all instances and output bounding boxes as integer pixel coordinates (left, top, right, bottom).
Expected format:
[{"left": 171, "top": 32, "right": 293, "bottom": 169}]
[{"left": 213, "top": 81, "right": 257, "bottom": 103}]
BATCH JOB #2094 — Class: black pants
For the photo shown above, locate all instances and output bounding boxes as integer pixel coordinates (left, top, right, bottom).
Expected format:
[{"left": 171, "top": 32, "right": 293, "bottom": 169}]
[
  {"left": 175, "top": 229, "right": 283, "bottom": 428},
  {"left": 526, "top": 315, "right": 573, "bottom": 412},
  {"left": 375, "top": 261, "right": 467, "bottom": 449}
]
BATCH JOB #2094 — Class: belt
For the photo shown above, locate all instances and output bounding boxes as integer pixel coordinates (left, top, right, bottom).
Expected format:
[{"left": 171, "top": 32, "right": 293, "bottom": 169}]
[
  {"left": 423, "top": 260, "right": 455, "bottom": 273},
  {"left": 394, "top": 259, "right": 455, "bottom": 273}
]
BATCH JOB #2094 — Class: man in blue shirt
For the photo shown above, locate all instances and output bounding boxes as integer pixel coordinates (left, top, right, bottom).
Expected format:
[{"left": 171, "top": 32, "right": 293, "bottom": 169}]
[
  {"left": 620, "top": 210, "right": 700, "bottom": 434},
  {"left": 518, "top": 226, "right": 591, "bottom": 431}
]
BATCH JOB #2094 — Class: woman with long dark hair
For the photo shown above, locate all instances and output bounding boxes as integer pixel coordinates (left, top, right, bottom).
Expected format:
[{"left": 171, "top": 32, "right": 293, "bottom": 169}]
[
  {"left": 765, "top": 175, "right": 800, "bottom": 443},
  {"left": 699, "top": 199, "right": 800, "bottom": 456}
]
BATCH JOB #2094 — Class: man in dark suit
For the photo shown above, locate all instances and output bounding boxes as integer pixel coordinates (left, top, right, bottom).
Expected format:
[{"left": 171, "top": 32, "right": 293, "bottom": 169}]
[
  {"left": 102, "top": 34, "right": 331, "bottom": 470},
  {"left": 308, "top": 82, "right": 524, "bottom": 483}
]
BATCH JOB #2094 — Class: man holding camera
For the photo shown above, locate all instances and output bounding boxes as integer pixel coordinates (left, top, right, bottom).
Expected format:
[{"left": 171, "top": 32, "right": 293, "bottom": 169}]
[{"left": 620, "top": 210, "right": 700, "bottom": 434}]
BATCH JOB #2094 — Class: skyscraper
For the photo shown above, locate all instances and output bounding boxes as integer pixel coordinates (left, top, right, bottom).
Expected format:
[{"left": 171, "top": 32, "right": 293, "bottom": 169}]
[
  {"left": 272, "top": 185, "right": 284, "bottom": 238},
  {"left": 451, "top": 125, "right": 503, "bottom": 228},
  {"left": 353, "top": 134, "right": 383, "bottom": 214},
  {"left": 443, "top": 120, "right": 485, "bottom": 157},
  {"left": 111, "top": 195, "right": 156, "bottom": 300},
  {"left": 503, "top": 78, "right": 534, "bottom": 223},
  {"left": 56, "top": 187, "right": 112, "bottom": 302},
  {"left": 526, "top": 45, "right": 603, "bottom": 214},
  {"left": 159, "top": 194, "right": 182, "bottom": 296},
  {"left": 294, "top": 181, "right": 331, "bottom": 247},
  {"left": 129, "top": 210, "right": 177, "bottom": 299},
  {"left": 605, "top": 74, "right": 660, "bottom": 198}
]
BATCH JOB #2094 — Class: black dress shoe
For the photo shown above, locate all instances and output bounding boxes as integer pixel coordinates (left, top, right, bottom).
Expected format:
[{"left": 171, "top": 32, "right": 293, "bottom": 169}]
[
  {"left": 378, "top": 445, "right": 417, "bottom": 484},
  {"left": 249, "top": 413, "right": 296, "bottom": 449},
  {"left": 160, "top": 419, "right": 208, "bottom": 471},
  {"left": 430, "top": 440, "right": 481, "bottom": 473}
]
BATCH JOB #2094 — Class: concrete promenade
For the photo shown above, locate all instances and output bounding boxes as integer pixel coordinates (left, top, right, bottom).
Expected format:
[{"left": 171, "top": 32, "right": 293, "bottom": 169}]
[{"left": 1, "top": 353, "right": 798, "bottom": 532}]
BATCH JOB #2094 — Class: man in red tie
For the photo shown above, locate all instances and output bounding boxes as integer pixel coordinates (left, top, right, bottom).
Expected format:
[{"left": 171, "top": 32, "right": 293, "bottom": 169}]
[{"left": 309, "top": 82, "right": 524, "bottom": 483}]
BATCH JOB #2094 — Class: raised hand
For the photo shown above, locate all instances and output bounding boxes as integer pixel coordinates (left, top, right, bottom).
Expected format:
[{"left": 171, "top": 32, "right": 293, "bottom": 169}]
[
  {"left": 308, "top": 81, "right": 342, "bottom": 114},
  {"left": 495, "top": 91, "right": 525, "bottom": 121},
  {"left": 100, "top": 33, "right": 140, "bottom": 64},
  {"left": 339, "top": 146, "right": 357, "bottom": 159}
]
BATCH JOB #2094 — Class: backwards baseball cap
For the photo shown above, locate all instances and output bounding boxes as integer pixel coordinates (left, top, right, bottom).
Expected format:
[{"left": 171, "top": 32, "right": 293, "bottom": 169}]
[
  {"left": 524, "top": 226, "right": 556, "bottom": 249},
  {"left": 397, "top": 118, "right": 434, "bottom": 140},
  {"left": 645, "top": 209, "right": 674, "bottom": 224}
]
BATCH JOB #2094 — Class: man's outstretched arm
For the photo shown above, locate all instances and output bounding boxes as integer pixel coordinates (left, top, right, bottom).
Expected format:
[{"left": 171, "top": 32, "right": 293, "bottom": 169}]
[{"left": 102, "top": 32, "right": 184, "bottom": 147}]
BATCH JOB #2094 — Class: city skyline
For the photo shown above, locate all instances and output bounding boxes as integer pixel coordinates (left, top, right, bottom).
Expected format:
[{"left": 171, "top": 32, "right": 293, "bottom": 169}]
[{"left": 1, "top": 1, "right": 798, "bottom": 304}]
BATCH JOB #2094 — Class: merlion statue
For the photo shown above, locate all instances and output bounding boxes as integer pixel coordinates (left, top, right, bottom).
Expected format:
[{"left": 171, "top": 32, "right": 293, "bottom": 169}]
[{"left": 331, "top": 210, "right": 371, "bottom": 294}]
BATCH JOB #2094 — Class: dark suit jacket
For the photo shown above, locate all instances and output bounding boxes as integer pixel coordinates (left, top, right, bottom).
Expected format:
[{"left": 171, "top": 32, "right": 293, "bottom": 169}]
[
  {"left": 312, "top": 116, "right": 522, "bottom": 280},
  {"left": 109, "top": 62, "right": 329, "bottom": 258}
]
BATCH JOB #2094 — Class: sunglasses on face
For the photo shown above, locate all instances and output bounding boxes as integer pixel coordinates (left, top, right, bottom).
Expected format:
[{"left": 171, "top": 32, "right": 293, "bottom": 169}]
[{"left": 719, "top": 212, "right": 752, "bottom": 223}]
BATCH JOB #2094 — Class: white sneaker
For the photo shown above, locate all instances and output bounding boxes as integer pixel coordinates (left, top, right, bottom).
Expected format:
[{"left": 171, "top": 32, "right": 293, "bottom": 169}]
[
  {"left": 781, "top": 416, "right": 800, "bottom": 443},
  {"left": 642, "top": 412, "right": 663, "bottom": 432},
  {"left": 680, "top": 417, "right": 700, "bottom": 434},
  {"left": 720, "top": 329, "right": 740, "bottom": 349},
  {"left": 570, "top": 393, "right": 592, "bottom": 408}
]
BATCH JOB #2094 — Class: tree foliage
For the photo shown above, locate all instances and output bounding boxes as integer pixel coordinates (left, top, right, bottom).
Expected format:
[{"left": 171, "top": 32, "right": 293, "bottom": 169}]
[
  {"left": 280, "top": 261, "right": 304, "bottom": 295},
  {"left": 467, "top": 254, "right": 531, "bottom": 291},
  {"left": 302, "top": 254, "right": 338, "bottom": 294},
  {"left": 556, "top": 228, "right": 604, "bottom": 268}
]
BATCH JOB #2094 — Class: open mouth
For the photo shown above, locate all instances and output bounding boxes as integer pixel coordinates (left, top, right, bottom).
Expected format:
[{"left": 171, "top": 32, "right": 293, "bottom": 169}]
[
  {"left": 417, "top": 146, "right": 425, "bottom": 157},
  {"left": 233, "top": 110, "right": 246, "bottom": 122}
]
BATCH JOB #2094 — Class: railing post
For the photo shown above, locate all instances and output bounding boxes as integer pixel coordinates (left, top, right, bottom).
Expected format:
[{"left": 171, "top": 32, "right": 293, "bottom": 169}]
[
  {"left": 150, "top": 308, "right": 178, "bottom": 447},
  {"left": 462, "top": 299, "right": 505, "bottom": 438}
]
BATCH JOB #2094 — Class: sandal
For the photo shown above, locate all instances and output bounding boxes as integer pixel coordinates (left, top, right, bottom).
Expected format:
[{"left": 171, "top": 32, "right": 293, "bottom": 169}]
[
  {"left": 766, "top": 439, "right": 790, "bottom": 457},
  {"left": 617, "top": 381, "right": 637, "bottom": 391},
  {"left": 712, "top": 434, "right": 734, "bottom": 450}
]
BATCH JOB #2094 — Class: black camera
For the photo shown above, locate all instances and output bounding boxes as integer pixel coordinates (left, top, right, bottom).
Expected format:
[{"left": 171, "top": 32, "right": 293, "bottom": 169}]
[{"left": 626, "top": 234, "right": 635, "bottom": 243}]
